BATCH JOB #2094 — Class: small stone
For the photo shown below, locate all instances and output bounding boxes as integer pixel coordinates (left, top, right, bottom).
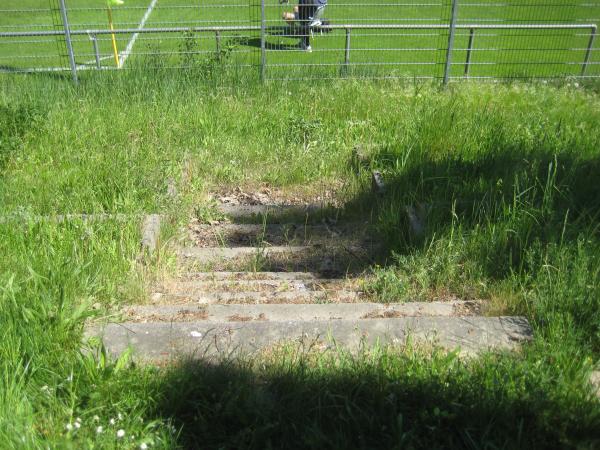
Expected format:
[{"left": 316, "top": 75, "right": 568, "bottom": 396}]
[
  {"left": 219, "top": 196, "right": 237, "bottom": 205},
  {"left": 590, "top": 371, "right": 600, "bottom": 398},
  {"left": 166, "top": 178, "right": 177, "bottom": 198},
  {"left": 371, "top": 171, "right": 386, "bottom": 195},
  {"left": 405, "top": 205, "right": 424, "bottom": 237}
]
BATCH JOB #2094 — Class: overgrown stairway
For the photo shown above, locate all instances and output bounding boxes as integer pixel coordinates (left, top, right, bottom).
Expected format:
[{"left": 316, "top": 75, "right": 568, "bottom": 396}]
[{"left": 90, "top": 200, "right": 533, "bottom": 361}]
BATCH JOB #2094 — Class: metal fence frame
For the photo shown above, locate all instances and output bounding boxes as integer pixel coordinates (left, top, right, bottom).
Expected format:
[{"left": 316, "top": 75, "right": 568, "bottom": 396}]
[{"left": 0, "top": 0, "right": 598, "bottom": 84}]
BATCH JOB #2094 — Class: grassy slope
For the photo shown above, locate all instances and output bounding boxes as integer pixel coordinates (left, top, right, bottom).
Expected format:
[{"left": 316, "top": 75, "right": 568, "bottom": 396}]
[{"left": 1, "top": 71, "right": 600, "bottom": 448}]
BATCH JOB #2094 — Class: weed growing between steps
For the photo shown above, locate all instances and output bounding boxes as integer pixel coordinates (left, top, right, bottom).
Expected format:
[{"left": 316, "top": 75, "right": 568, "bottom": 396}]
[{"left": 1, "top": 72, "right": 600, "bottom": 447}]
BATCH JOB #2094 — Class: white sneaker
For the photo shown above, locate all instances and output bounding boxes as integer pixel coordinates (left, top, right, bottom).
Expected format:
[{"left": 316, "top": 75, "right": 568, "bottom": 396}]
[{"left": 299, "top": 41, "right": 312, "bottom": 52}]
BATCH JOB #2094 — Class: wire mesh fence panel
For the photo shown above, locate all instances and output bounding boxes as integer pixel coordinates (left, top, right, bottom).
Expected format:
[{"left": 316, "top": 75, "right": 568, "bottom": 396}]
[
  {"left": 453, "top": 1, "right": 600, "bottom": 79},
  {"left": 0, "top": 0, "right": 598, "bottom": 80},
  {"left": 264, "top": 0, "right": 599, "bottom": 80},
  {"left": 0, "top": 0, "right": 68, "bottom": 71},
  {"left": 264, "top": 1, "right": 453, "bottom": 80},
  {"left": 63, "top": 0, "right": 260, "bottom": 72},
  {"left": 97, "top": 0, "right": 261, "bottom": 71},
  {"left": 0, "top": 0, "right": 261, "bottom": 76}
]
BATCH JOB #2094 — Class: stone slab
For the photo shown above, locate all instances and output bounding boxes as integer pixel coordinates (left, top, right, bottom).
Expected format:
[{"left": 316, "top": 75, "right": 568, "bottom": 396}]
[
  {"left": 124, "top": 301, "right": 479, "bottom": 323},
  {"left": 178, "top": 246, "right": 314, "bottom": 261},
  {"left": 156, "top": 278, "right": 354, "bottom": 294},
  {"left": 189, "top": 223, "right": 370, "bottom": 247},
  {"left": 89, "top": 316, "right": 533, "bottom": 361},
  {"left": 179, "top": 271, "right": 321, "bottom": 281},
  {"left": 217, "top": 204, "right": 339, "bottom": 223},
  {"left": 140, "top": 214, "right": 161, "bottom": 254},
  {"left": 149, "top": 289, "right": 364, "bottom": 305}
]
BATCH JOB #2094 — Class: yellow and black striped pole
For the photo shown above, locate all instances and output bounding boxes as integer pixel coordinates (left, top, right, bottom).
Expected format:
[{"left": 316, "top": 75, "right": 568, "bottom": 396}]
[{"left": 106, "top": 0, "right": 124, "bottom": 67}]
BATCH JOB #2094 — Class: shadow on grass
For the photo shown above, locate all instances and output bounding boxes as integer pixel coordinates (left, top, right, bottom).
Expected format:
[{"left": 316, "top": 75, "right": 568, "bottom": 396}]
[
  {"left": 343, "top": 149, "right": 600, "bottom": 350},
  {"left": 151, "top": 351, "right": 600, "bottom": 449},
  {"left": 347, "top": 149, "right": 600, "bottom": 267}
]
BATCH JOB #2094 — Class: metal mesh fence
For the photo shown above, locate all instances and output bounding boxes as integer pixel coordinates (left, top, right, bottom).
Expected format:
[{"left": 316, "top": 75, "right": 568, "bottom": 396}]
[{"left": 0, "top": 0, "right": 598, "bottom": 82}]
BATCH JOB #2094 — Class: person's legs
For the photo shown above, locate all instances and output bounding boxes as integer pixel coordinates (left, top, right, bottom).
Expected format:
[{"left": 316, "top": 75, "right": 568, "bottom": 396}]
[{"left": 298, "top": 0, "right": 315, "bottom": 50}]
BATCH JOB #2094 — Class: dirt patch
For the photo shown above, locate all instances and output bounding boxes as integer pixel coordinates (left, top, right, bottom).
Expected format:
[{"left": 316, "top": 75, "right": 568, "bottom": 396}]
[
  {"left": 126, "top": 308, "right": 209, "bottom": 322},
  {"left": 211, "top": 183, "right": 347, "bottom": 208},
  {"left": 453, "top": 301, "right": 482, "bottom": 316},
  {"left": 186, "top": 222, "right": 375, "bottom": 250},
  {"left": 174, "top": 309, "right": 209, "bottom": 321},
  {"left": 227, "top": 314, "right": 254, "bottom": 322},
  {"left": 361, "top": 310, "right": 407, "bottom": 319},
  {"left": 178, "top": 246, "right": 377, "bottom": 277}
]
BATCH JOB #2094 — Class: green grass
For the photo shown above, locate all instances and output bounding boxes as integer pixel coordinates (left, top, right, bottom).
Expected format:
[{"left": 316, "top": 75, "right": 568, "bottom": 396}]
[
  {"left": 1, "top": 0, "right": 600, "bottom": 78},
  {"left": 1, "top": 71, "right": 600, "bottom": 448}
]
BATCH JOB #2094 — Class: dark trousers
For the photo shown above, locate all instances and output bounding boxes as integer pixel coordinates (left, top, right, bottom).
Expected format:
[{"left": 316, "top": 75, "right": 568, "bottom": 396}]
[{"left": 298, "top": 1, "right": 317, "bottom": 46}]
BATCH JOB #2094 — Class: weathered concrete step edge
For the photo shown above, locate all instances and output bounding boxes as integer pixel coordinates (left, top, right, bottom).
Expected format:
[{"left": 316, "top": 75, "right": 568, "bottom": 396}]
[
  {"left": 150, "top": 290, "right": 364, "bottom": 305},
  {"left": 124, "top": 301, "right": 481, "bottom": 323},
  {"left": 177, "top": 246, "right": 376, "bottom": 268},
  {"left": 218, "top": 204, "right": 338, "bottom": 221},
  {"left": 192, "top": 223, "right": 368, "bottom": 234},
  {"left": 178, "top": 246, "right": 313, "bottom": 260},
  {"left": 190, "top": 223, "right": 371, "bottom": 243},
  {"left": 156, "top": 279, "right": 357, "bottom": 294},
  {"left": 177, "top": 271, "right": 326, "bottom": 281},
  {"left": 88, "top": 316, "right": 533, "bottom": 360}
]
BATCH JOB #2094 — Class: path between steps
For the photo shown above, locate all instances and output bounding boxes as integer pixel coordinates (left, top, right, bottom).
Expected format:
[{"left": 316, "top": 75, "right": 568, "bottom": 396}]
[{"left": 88, "top": 199, "right": 533, "bottom": 362}]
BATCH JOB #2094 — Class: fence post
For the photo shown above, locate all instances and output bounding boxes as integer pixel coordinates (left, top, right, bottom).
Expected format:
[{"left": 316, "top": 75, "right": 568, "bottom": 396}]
[
  {"left": 464, "top": 27, "right": 474, "bottom": 77},
  {"left": 215, "top": 30, "right": 221, "bottom": 59},
  {"left": 582, "top": 25, "right": 597, "bottom": 76},
  {"left": 443, "top": 0, "right": 459, "bottom": 85},
  {"left": 58, "top": 0, "right": 78, "bottom": 84},
  {"left": 344, "top": 28, "right": 351, "bottom": 67},
  {"left": 88, "top": 32, "right": 101, "bottom": 69},
  {"left": 260, "top": 0, "right": 266, "bottom": 82}
]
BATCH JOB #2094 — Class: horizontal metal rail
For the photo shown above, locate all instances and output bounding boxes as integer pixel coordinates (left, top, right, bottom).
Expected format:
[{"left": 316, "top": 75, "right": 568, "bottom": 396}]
[
  {"left": 0, "top": 23, "right": 596, "bottom": 38},
  {"left": 1, "top": 22, "right": 597, "bottom": 81}
]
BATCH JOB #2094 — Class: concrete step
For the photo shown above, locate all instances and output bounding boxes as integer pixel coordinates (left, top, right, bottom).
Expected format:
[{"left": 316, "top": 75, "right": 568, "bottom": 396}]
[
  {"left": 178, "top": 271, "right": 324, "bottom": 281},
  {"left": 177, "top": 245, "right": 374, "bottom": 274},
  {"left": 156, "top": 278, "right": 358, "bottom": 294},
  {"left": 124, "top": 301, "right": 481, "bottom": 323},
  {"left": 187, "top": 223, "right": 371, "bottom": 247},
  {"left": 179, "top": 246, "right": 313, "bottom": 260},
  {"left": 89, "top": 316, "right": 533, "bottom": 361},
  {"left": 149, "top": 290, "right": 364, "bottom": 305},
  {"left": 217, "top": 204, "right": 342, "bottom": 223}
]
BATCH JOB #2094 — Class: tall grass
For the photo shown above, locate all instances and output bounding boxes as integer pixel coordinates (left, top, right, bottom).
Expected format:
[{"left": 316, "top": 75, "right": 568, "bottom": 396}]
[{"left": 0, "top": 71, "right": 599, "bottom": 448}]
